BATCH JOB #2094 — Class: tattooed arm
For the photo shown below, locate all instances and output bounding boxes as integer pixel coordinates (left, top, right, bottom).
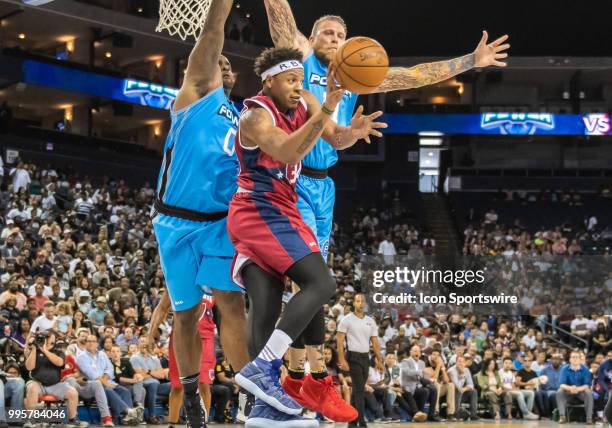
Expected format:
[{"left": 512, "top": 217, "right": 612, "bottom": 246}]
[
  {"left": 263, "top": 0, "right": 311, "bottom": 58},
  {"left": 374, "top": 31, "right": 510, "bottom": 93},
  {"left": 376, "top": 53, "right": 476, "bottom": 92},
  {"left": 239, "top": 107, "right": 332, "bottom": 165}
]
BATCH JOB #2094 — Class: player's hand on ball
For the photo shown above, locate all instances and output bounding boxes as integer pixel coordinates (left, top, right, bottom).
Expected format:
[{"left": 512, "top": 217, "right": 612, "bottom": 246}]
[
  {"left": 349, "top": 105, "right": 387, "bottom": 144},
  {"left": 323, "top": 65, "right": 345, "bottom": 112},
  {"left": 474, "top": 31, "right": 510, "bottom": 68}
]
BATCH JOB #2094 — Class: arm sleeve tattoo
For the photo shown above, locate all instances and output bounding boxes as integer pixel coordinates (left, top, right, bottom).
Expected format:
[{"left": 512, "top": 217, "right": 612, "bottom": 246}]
[{"left": 377, "top": 53, "right": 476, "bottom": 92}]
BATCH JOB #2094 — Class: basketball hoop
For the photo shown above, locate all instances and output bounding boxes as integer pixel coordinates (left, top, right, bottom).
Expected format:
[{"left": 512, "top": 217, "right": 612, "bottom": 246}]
[{"left": 156, "top": 0, "right": 211, "bottom": 41}]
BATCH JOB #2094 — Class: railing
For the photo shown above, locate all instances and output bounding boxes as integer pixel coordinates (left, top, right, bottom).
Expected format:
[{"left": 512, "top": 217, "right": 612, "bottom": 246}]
[{"left": 542, "top": 320, "right": 589, "bottom": 352}]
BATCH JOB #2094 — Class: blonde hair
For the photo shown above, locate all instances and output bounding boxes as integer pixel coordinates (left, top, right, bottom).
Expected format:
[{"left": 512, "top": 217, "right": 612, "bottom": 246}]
[
  {"left": 311, "top": 15, "right": 347, "bottom": 37},
  {"left": 57, "top": 301, "right": 72, "bottom": 316}
]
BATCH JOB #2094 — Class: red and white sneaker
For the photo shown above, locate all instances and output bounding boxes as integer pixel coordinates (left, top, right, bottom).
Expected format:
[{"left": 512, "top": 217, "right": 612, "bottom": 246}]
[
  {"left": 281, "top": 375, "right": 318, "bottom": 410},
  {"left": 101, "top": 416, "right": 114, "bottom": 427},
  {"left": 300, "top": 375, "right": 358, "bottom": 422}
]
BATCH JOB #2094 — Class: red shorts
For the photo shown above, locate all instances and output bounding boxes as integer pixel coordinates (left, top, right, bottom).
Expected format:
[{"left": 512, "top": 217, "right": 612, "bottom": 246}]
[
  {"left": 168, "top": 332, "right": 181, "bottom": 389},
  {"left": 170, "top": 331, "right": 217, "bottom": 386},
  {"left": 199, "top": 336, "right": 215, "bottom": 385},
  {"left": 228, "top": 193, "right": 319, "bottom": 287}
]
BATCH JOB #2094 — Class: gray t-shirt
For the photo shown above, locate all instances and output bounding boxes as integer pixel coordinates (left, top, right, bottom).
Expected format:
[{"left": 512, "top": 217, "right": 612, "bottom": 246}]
[
  {"left": 130, "top": 352, "right": 162, "bottom": 371},
  {"left": 337, "top": 313, "right": 378, "bottom": 353}
]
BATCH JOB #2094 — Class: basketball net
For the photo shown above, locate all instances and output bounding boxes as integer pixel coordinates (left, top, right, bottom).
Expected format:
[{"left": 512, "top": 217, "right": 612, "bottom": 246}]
[{"left": 156, "top": 0, "right": 211, "bottom": 41}]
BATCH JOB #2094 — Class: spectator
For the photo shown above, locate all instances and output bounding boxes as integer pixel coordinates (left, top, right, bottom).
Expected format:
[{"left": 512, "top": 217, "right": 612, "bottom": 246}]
[
  {"left": 426, "top": 347, "right": 455, "bottom": 421},
  {"left": 76, "top": 334, "right": 141, "bottom": 425},
  {"left": 23, "top": 330, "right": 86, "bottom": 428},
  {"left": 476, "top": 358, "right": 512, "bottom": 420},
  {"left": 0, "top": 279, "right": 27, "bottom": 310},
  {"left": 212, "top": 354, "right": 237, "bottom": 424},
  {"left": 116, "top": 326, "right": 139, "bottom": 353},
  {"left": 107, "top": 277, "right": 138, "bottom": 310},
  {"left": 448, "top": 355, "right": 479, "bottom": 421},
  {"left": 499, "top": 357, "right": 539, "bottom": 420},
  {"left": 62, "top": 344, "right": 114, "bottom": 427},
  {"left": 30, "top": 301, "right": 56, "bottom": 333},
  {"left": 538, "top": 353, "right": 563, "bottom": 418},
  {"left": 26, "top": 276, "right": 52, "bottom": 297},
  {"left": 399, "top": 345, "right": 440, "bottom": 422},
  {"left": 0, "top": 363, "right": 25, "bottom": 427},
  {"left": 89, "top": 296, "right": 110, "bottom": 329},
  {"left": 378, "top": 234, "right": 396, "bottom": 265},
  {"left": 557, "top": 351, "right": 594, "bottom": 424},
  {"left": 108, "top": 345, "right": 150, "bottom": 422},
  {"left": 129, "top": 336, "right": 171, "bottom": 424},
  {"left": 516, "top": 354, "right": 540, "bottom": 414},
  {"left": 9, "top": 162, "right": 31, "bottom": 194},
  {"left": 30, "top": 252, "right": 53, "bottom": 279}
]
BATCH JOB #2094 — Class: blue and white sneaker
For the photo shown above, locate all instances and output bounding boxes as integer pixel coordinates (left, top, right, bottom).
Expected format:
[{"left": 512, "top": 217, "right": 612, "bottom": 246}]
[
  {"left": 236, "top": 358, "right": 302, "bottom": 415},
  {"left": 245, "top": 399, "right": 319, "bottom": 428}
]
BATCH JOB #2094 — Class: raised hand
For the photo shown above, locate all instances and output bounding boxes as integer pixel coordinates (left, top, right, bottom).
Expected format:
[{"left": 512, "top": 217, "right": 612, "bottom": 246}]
[
  {"left": 474, "top": 31, "right": 510, "bottom": 68},
  {"left": 324, "top": 65, "right": 345, "bottom": 112},
  {"left": 348, "top": 105, "right": 387, "bottom": 144}
]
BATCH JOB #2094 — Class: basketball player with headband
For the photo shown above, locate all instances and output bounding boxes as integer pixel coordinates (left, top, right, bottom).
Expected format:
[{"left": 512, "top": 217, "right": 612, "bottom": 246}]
[
  {"left": 263, "top": 0, "right": 511, "bottom": 422},
  {"left": 228, "top": 47, "right": 385, "bottom": 427}
]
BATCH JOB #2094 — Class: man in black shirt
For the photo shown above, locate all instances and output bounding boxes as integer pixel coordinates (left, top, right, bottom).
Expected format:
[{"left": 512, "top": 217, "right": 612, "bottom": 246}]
[
  {"left": 108, "top": 345, "right": 155, "bottom": 422},
  {"left": 516, "top": 355, "right": 540, "bottom": 415},
  {"left": 23, "top": 330, "right": 87, "bottom": 427}
]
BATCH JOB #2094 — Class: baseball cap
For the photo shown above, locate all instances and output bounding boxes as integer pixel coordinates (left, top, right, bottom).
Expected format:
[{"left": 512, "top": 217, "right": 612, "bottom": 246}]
[
  {"left": 96, "top": 296, "right": 107, "bottom": 304},
  {"left": 79, "top": 290, "right": 91, "bottom": 298}
]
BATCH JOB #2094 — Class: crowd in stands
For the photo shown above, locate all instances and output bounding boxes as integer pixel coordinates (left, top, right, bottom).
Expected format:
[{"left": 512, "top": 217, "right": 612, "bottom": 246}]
[{"left": 0, "top": 158, "right": 609, "bottom": 426}]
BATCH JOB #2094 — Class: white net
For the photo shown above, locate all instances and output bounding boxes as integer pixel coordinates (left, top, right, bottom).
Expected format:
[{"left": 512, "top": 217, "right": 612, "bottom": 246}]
[{"left": 156, "top": 0, "right": 211, "bottom": 41}]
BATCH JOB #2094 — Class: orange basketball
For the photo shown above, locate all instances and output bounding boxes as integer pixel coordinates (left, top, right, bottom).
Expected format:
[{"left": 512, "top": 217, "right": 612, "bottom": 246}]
[{"left": 333, "top": 37, "right": 389, "bottom": 94}]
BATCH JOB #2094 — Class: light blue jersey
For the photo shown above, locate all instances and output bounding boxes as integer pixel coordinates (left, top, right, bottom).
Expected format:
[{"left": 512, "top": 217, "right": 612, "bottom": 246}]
[
  {"left": 298, "top": 53, "right": 359, "bottom": 259},
  {"left": 153, "top": 86, "right": 242, "bottom": 311},
  {"left": 157, "top": 86, "right": 239, "bottom": 213},
  {"left": 302, "top": 53, "right": 359, "bottom": 170}
]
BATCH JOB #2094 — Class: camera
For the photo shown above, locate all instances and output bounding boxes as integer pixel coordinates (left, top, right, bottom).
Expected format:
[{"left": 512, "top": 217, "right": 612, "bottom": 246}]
[{"left": 34, "top": 331, "right": 50, "bottom": 347}]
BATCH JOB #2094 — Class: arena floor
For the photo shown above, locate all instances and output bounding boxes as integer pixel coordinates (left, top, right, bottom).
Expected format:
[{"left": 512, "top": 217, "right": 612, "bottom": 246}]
[{"left": 154, "top": 421, "right": 600, "bottom": 427}]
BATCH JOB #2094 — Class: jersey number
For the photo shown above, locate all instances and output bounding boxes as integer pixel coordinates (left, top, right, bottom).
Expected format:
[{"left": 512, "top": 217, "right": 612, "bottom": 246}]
[{"left": 223, "top": 128, "right": 237, "bottom": 156}]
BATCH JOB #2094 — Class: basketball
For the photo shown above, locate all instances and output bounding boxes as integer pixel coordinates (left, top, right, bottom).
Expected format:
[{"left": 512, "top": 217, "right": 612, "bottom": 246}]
[{"left": 333, "top": 37, "right": 389, "bottom": 94}]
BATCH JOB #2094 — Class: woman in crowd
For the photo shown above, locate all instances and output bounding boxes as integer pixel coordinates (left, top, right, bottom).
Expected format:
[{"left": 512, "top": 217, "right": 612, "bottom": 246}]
[{"left": 476, "top": 358, "right": 512, "bottom": 420}]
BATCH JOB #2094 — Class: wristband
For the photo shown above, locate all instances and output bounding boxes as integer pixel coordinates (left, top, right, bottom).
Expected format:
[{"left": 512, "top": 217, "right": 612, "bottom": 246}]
[{"left": 321, "top": 104, "right": 334, "bottom": 116}]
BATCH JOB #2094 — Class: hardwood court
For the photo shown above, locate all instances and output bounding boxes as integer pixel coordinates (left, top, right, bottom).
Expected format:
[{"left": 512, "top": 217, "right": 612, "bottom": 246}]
[{"left": 198, "top": 421, "right": 597, "bottom": 428}]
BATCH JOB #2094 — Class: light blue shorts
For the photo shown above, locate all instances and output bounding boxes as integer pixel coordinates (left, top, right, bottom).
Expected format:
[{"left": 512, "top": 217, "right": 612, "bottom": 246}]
[
  {"left": 153, "top": 214, "right": 242, "bottom": 312},
  {"left": 296, "top": 175, "right": 335, "bottom": 259}
]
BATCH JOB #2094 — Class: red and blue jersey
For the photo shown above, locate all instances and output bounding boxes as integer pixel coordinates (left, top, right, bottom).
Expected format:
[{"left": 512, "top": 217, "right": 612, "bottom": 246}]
[
  {"left": 235, "top": 93, "right": 308, "bottom": 204},
  {"left": 228, "top": 92, "right": 320, "bottom": 282}
]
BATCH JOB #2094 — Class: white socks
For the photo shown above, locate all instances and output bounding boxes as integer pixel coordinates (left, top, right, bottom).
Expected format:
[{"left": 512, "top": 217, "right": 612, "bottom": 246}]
[{"left": 257, "top": 329, "right": 292, "bottom": 362}]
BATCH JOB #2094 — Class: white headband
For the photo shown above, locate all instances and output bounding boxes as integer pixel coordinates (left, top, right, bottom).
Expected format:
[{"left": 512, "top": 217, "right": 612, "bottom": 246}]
[{"left": 261, "top": 60, "right": 304, "bottom": 81}]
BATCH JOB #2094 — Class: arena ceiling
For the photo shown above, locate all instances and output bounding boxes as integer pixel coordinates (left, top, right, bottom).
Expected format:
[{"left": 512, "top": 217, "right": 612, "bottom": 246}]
[{"left": 248, "top": 0, "right": 612, "bottom": 57}]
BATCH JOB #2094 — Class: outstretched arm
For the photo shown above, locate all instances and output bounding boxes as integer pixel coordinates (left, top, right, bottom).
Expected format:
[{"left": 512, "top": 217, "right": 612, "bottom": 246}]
[
  {"left": 174, "top": 0, "right": 234, "bottom": 110},
  {"left": 374, "top": 31, "right": 509, "bottom": 93},
  {"left": 302, "top": 91, "right": 386, "bottom": 150},
  {"left": 263, "top": 0, "right": 311, "bottom": 58}
]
